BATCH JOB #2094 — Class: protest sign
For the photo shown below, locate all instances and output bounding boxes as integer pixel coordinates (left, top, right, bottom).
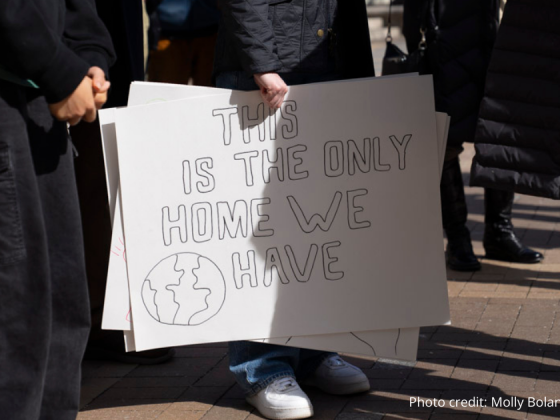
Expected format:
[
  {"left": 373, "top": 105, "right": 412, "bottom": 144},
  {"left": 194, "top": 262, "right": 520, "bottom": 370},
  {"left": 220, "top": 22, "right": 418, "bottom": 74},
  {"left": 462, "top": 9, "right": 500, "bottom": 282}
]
[
  {"left": 111, "top": 76, "right": 449, "bottom": 352},
  {"left": 101, "top": 80, "right": 449, "bottom": 358},
  {"left": 99, "top": 80, "right": 449, "bottom": 359}
]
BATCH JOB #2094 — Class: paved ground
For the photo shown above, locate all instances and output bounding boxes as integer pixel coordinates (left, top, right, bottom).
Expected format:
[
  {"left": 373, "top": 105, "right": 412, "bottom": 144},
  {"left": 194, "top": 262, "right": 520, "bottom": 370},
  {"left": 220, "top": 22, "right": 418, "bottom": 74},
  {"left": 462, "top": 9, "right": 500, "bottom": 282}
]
[{"left": 78, "top": 40, "right": 560, "bottom": 419}]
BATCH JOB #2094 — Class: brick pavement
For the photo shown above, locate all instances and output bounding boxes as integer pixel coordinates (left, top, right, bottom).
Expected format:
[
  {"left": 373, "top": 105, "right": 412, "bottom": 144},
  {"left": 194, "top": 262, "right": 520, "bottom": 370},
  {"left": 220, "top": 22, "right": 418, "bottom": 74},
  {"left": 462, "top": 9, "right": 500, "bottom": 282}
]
[{"left": 79, "top": 141, "right": 560, "bottom": 420}]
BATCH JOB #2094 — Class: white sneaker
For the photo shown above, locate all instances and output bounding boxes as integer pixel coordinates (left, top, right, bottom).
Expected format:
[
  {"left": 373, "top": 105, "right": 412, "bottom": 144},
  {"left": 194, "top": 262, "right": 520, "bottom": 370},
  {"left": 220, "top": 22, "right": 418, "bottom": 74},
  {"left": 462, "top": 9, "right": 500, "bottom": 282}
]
[
  {"left": 246, "top": 377, "right": 314, "bottom": 420},
  {"left": 303, "top": 355, "right": 370, "bottom": 395}
]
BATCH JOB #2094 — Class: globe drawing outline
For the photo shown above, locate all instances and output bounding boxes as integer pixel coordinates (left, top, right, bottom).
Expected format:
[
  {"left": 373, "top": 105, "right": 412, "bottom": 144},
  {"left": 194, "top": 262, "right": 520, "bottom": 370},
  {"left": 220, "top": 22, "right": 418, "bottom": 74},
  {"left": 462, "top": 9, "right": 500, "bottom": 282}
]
[{"left": 142, "top": 253, "right": 226, "bottom": 326}]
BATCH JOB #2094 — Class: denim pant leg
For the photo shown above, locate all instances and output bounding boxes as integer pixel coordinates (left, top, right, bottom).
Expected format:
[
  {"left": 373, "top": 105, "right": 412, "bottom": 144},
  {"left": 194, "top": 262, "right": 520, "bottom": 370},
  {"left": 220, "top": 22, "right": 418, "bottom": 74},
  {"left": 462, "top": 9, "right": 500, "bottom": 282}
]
[
  {"left": 0, "top": 83, "right": 90, "bottom": 420},
  {"left": 228, "top": 342, "right": 335, "bottom": 396},
  {"left": 229, "top": 341, "right": 298, "bottom": 396}
]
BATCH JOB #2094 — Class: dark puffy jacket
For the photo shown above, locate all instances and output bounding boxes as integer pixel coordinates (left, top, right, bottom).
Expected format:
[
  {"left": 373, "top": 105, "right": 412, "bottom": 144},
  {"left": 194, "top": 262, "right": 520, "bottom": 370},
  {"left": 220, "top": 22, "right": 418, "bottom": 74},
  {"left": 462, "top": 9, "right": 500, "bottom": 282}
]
[
  {"left": 0, "top": 0, "right": 115, "bottom": 103},
  {"left": 403, "top": 0, "right": 500, "bottom": 150},
  {"left": 470, "top": 0, "right": 560, "bottom": 199},
  {"left": 214, "top": 0, "right": 374, "bottom": 79}
]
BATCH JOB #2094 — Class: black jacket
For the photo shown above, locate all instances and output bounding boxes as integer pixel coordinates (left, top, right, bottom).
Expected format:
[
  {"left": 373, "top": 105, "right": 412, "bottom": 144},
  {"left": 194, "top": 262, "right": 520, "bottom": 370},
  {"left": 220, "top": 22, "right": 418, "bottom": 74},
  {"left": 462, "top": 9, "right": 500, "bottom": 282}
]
[
  {"left": 403, "top": 0, "right": 500, "bottom": 150},
  {"left": 470, "top": 0, "right": 560, "bottom": 199},
  {"left": 213, "top": 0, "right": 374, "bottom": 80},
  {"left": 0, "top": 0, "right": 116, "bottom": 103}
]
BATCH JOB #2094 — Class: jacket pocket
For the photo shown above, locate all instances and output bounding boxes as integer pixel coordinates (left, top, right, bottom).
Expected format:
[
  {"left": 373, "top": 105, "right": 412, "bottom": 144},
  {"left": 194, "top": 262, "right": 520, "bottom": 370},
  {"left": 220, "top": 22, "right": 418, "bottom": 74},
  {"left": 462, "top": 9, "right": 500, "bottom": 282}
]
[{"left": 0, "top": 145, "right": 26, "bottom": 266}]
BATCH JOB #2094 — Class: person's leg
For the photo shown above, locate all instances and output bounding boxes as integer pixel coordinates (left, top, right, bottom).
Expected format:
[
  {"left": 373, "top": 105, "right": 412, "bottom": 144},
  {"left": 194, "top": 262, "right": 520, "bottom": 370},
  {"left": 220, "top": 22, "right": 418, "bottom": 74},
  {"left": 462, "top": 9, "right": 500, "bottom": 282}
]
[
  {"left": 229, "top": 341, "right": 298, "bottom": 395},
  {"left": 484, "top": 188, "right": 543, "bottom": 263},
  {"left": 230, "top": 341, "right": 314, "bottom": 420},
  {"left": 440, "top": 150, "right": 481, "bottom": 271},
  {"left": 21, "top": 92, "right": 91, "bottom": 420},
  {"left": 0, "top": 83, "right": 52, "bottom": 420}
]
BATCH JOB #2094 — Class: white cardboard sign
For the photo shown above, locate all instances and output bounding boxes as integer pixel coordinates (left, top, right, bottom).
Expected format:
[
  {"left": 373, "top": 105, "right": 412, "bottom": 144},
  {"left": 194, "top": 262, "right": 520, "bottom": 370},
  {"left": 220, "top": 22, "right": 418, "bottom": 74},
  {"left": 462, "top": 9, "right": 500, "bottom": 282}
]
[
  {"left": 112, "top": 76, "right": 449, "bottom": 352},
  {"left": 100, "top": 80, "right": 449, "bottom": 359},
  {"left": 99, "top": 85, "right": 431, "bottom": 360}
]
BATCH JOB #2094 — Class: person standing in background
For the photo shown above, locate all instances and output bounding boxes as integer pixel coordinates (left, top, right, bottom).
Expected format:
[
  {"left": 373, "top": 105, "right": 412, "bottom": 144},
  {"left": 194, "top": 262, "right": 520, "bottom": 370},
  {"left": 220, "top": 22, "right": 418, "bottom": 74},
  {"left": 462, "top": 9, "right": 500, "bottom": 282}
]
[
  {"left": 471, "top": 0, "right": 560, "bottom": 201},
  {"left": 0, "top": 1, "right": 115, "bottom": 419},
  {"left": 403, "top": 0, "right": 543, "bottom": 272},
  {"left": 148, "top": 0, "right": 220, "bottom": 86}
]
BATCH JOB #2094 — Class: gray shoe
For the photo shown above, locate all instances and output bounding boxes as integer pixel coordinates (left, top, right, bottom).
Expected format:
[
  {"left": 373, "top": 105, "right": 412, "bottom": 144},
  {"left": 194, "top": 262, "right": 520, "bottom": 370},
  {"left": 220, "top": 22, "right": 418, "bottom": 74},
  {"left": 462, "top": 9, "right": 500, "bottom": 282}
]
[{"left": 303, "top": 355, "right": 370, "bottom": 395}]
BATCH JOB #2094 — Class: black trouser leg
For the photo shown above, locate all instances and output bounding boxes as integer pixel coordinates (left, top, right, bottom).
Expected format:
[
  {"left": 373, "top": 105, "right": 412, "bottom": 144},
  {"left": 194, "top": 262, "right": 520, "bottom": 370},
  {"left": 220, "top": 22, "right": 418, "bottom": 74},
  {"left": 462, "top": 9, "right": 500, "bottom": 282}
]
[
  {"left": 440, "top": 156, "right": 480, "bottom": 271},
  {"left": 0, "top": 83, "right": 51, "bottom": 420},
  {"left": 0, "top": 83, "right": 90, "bottom": 420},
  {"left": 441, "top": 157, "right": 469, "bottom": 239},
  {"left": 484, "top": 188, "right": 514, "bottom": 232},
  {"left": 484, "top": 188, "right": 543, "bottom": 263},
  {"left": 29, "top": 96, "right": 91, "bottom": 420}
]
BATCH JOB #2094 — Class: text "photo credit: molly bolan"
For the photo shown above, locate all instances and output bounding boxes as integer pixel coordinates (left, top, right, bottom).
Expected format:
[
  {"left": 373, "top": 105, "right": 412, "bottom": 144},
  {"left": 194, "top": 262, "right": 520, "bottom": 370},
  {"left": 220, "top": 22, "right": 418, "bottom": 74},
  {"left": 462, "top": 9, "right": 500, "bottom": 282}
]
[{"left": 410, "top": 396, "right": 560, "bottom": 410}]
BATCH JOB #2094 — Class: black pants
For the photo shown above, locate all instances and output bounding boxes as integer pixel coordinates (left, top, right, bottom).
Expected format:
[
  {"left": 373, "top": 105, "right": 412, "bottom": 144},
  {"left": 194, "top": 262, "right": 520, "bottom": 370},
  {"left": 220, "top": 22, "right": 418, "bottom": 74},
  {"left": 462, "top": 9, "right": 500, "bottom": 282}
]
[{"left": 0, "top": 81, "right": 90, "bottom": 420}]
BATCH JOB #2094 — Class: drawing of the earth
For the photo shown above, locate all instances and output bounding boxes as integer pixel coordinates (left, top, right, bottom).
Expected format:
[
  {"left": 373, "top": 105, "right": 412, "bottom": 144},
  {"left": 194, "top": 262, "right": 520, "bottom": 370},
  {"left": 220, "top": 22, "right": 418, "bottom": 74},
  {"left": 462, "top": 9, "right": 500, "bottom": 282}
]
[{"left": 141, "top": 253, "right": 226, "bottom": 326}]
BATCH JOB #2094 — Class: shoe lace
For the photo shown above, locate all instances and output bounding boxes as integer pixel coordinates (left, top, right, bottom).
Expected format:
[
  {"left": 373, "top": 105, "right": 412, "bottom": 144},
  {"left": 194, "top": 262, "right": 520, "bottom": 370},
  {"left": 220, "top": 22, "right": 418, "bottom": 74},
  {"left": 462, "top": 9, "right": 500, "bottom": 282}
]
[{"left": 272, "top": 377, "right": 298, "bottom": 392}]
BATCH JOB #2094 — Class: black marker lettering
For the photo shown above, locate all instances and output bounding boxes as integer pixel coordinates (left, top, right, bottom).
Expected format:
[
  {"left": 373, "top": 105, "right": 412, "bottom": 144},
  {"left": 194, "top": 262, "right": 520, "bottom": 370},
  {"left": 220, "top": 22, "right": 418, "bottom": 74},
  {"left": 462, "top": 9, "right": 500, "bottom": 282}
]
[
  {"left": 232, "top": 251, "right": 258, "bottom": 288},
  {"left": 162, "top": 205, "right": 188, "bottom": 246},
  {"left": 389, "top": 134, "right": 412, "bottom": 170},
  {"left": 212, "top": 107, "right": 238, "bottom": 146}
]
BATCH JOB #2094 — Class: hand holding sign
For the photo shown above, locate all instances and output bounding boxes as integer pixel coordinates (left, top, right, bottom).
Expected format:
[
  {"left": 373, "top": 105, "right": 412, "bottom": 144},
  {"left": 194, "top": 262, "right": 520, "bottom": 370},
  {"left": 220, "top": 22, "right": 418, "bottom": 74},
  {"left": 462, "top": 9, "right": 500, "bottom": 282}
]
[
  {"left": 88, "top": 66, "right": 111, "bottom": 110},
  {"left": 254, "top": 72, "right": 288, "bottom": 109}
]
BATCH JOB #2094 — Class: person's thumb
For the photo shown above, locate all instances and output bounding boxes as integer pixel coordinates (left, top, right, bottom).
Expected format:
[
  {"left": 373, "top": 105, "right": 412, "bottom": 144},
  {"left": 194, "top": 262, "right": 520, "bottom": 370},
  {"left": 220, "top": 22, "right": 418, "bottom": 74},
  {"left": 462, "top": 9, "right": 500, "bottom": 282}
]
[
  {"left": 99, "top": 80, "right": 111, "bottom": 94},
  {"left": 88, "top": 66, "right": 106, "bottom": 93}
]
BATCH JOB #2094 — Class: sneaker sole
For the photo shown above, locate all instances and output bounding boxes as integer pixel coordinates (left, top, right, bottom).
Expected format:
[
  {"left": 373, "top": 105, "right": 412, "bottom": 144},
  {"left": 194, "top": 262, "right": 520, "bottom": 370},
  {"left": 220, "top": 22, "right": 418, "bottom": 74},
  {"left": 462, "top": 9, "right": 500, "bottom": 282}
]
[{"left": 246, "top": 398, "right": 313, "bottom": 420}]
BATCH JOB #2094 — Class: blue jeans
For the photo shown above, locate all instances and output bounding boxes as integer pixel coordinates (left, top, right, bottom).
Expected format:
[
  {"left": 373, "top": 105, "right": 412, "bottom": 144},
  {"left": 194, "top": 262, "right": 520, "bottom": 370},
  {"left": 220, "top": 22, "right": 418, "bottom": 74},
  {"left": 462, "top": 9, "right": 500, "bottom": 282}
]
[
  {"left": 216, "top": 70, "right": 339, "bottom": 396},
  {"left": 228, "top": 341, "right": 333, "bottom": 396}
]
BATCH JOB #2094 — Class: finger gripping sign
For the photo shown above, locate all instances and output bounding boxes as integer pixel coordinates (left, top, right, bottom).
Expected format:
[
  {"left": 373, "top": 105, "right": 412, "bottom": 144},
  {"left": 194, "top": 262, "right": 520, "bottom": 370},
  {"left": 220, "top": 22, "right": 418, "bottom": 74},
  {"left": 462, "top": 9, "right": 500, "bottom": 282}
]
[{"left": 114, "top": 76, "right": 450, "bottom": 352}]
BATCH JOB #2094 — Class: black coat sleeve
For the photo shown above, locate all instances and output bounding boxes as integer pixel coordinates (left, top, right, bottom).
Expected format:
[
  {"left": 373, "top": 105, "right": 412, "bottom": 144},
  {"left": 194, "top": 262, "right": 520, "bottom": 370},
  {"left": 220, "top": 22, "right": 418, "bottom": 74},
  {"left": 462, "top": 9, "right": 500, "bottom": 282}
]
[
  {"left": 218, "top": 0, "right": 282, "bottom": 74},
  {"left": 63, "top": 0, "right": 117, "bottom": 78},
  {"left": 0, "top": 0, "right": 90, "bottom": 103}
]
